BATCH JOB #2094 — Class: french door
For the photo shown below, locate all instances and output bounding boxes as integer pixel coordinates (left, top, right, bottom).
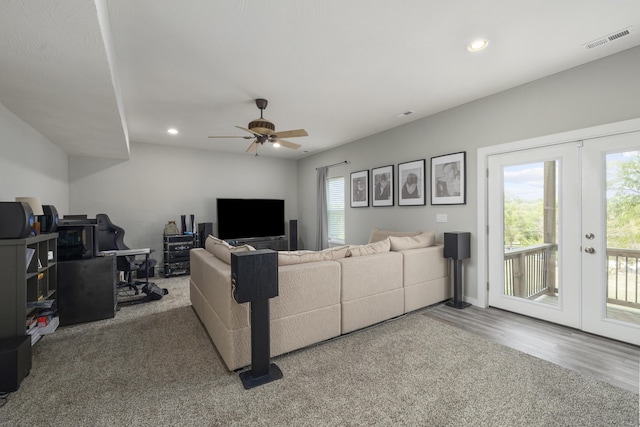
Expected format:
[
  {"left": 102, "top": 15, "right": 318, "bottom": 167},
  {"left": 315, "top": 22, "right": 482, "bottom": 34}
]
[{"left": 487, "top": 132, "right": 640, "bottom": 345}]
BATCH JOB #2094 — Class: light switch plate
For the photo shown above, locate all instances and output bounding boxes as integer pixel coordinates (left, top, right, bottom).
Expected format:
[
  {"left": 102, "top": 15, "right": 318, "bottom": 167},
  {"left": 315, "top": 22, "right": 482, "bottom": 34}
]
[{"left": 436, "top": 214, "right": 448, "bottom": 223}]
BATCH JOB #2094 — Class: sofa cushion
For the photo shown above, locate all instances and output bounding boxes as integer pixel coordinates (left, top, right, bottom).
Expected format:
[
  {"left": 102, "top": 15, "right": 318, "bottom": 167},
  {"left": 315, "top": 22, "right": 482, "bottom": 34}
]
[
  {"left": 278, "top": 245, "right": 349, "bottom": 266},
  {"left": 389, "top": 230, "right": 436, "bottom": 251},
  {"left": 346, "top": 237, "right": 391, "bottom": 257},
  {"left": 368, "top": 227, "right": 422, "bottom": 243},
  {"left": 204, "top": 235, "right": 255, "bottom": 264}
]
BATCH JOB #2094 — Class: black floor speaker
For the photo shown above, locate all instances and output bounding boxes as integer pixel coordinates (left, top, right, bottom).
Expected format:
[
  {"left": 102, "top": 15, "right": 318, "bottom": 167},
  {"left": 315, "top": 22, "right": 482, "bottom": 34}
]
[
  {"left": 197, "top": 222, "right": 213, "bottom": 248},
  {"left": 0, "top": 335, "right": 32, "bottom": 393},
  {"left": 288, "top": 219, "right": 298, "bottom": 251}
]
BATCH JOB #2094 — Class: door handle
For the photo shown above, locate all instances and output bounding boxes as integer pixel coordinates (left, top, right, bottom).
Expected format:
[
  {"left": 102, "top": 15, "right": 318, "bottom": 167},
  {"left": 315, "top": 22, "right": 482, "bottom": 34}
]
[
  {"left": 584, "top": 247, "right": 595, "bottom": 254},
  {"left": 585, "top": 233, "right": 595, "bottom": 240}
]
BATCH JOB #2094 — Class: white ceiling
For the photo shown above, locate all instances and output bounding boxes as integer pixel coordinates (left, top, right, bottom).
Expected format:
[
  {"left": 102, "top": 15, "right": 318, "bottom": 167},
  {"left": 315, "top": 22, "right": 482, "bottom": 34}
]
[{"left": 1, "top": 1, "right": 639, "bottom": 160}]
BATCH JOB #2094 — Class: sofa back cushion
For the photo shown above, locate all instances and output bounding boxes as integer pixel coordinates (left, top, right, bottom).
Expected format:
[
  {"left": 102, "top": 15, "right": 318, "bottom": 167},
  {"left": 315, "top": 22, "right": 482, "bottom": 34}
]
[
  {"left": 346, "top": 237, "right": 391, "bottom": 257},
  {"left": 278, "top": 245, "right": 349, "bottom": 266},
  {"left": 368, "top": 227, "right": 421, "bottom": 243},
  {"left": 204, "top": 235, "right": 255, "bottom": 264},
  {"left": 389, "top": 230, "right": 436, "bottom": 251}
]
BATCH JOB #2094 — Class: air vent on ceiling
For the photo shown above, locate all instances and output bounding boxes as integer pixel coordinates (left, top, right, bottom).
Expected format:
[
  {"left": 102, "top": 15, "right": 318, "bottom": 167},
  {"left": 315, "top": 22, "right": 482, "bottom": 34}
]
[{"left": 583, "top": 26, "right": 634, "bottom": 50}]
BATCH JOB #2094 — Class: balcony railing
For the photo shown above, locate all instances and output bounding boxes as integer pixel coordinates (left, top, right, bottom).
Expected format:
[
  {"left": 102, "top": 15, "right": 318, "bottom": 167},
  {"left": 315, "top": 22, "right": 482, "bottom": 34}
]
[
  {"left": 607, "top": 248, "right": 640, "bottom": 307},
  {"left": 504, "top": 244, "right": 640, "bottom": 309},
  {"left": 504, "top": 244, "right": 557, "bottom": 299}
]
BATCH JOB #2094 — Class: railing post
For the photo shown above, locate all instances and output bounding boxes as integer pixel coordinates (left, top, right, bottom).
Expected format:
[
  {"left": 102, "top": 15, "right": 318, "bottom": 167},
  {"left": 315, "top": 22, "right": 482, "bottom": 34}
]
[{"left": 514, "top": 252, "right": 525, "bottom": 297}]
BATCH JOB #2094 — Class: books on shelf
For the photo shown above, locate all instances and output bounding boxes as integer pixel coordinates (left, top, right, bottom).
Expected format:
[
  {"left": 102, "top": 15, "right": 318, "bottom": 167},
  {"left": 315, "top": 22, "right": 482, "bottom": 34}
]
[
  {"left": 39, "top": 316, "right": 59, "bottom": 335},
  {"left": 26, "top": 299, "right": 54, "bottom": 309},
  {"left": 26, "top": 314, "right": 59, "bottom": 344},
  {"left": 26, "top": 248, "right": 35, "bottom": 271}
]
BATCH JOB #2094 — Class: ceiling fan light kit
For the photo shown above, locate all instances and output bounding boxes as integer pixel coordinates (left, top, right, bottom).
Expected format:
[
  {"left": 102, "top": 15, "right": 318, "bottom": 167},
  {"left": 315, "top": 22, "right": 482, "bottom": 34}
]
[{"left": 209, "top": 98, "right": 308, "bottom": 155}]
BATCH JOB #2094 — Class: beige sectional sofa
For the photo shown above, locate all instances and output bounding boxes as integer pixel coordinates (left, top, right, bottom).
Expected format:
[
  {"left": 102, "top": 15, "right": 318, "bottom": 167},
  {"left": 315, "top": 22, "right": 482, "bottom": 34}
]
[{"left": 189, "top": 228, "right": 450, "bottom": 371}]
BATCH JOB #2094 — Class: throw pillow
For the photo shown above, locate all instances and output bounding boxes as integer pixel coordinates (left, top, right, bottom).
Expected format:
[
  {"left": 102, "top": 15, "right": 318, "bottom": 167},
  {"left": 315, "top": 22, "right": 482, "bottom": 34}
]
[
  {"left": 368, "top": 227, "right": 422, "bottom": 243},
  {"left": 278, "top": 246, "right": 349, "bottom": 266},
  {"left": 278, "top": 250, "right": 328, "bottom": 266},
  {"left": 323, "top": 245, "right": 350, "bottom": 260},
  {"left": 346, "top": 237, "right": 391, "bottom": 257},
  {"left": 205, "top": 235, "right": 255, "bottom": 264},
  {"left": 389, "top": 230, "right": 436, "bottom": 251}
]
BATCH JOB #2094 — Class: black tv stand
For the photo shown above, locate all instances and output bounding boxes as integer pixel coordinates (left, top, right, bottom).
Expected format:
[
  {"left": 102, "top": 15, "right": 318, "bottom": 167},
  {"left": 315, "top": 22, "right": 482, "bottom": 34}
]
[{"left": 226, "top": 236, "right": 288, "bottom": 251}]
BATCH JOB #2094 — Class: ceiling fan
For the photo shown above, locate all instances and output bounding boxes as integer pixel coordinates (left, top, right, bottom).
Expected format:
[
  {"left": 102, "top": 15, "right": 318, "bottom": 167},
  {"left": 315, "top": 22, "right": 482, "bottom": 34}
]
[{"left": 208, "top": 98, "right": 308, "bottom": 154}]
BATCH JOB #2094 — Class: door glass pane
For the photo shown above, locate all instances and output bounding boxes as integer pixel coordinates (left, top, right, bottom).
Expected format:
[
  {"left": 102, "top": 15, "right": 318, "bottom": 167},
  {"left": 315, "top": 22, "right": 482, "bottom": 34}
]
[
  {"left": 606, "top": 150, "right": 640, "bottom": 324},
  {"left": 503, "top": 161, "right": 559, "bottom": 306}
]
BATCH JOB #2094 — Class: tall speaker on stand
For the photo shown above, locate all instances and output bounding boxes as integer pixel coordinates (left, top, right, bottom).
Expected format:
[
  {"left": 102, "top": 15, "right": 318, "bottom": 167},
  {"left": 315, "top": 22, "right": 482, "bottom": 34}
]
[
  {"left": 231, "top": 250, "right": 283, "bottom": 389},
  {"left": 288, "top": 220, "right": 298, "bottom": 251},
  {"left": 444, "top": 232, "right": 471, "bottom": 309}
]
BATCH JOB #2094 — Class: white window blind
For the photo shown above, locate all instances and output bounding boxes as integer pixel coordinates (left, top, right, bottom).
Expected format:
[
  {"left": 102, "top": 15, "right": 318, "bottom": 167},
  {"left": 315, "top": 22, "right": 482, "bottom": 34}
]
[{"left": 327, "top": 177, "right": 345, "bottom": 243}]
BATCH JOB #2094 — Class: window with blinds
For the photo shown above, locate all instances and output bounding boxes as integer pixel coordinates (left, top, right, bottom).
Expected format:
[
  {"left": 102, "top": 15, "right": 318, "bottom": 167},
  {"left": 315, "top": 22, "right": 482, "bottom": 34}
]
[{"left": 327, "top": 177, "right": 345, "bottom": 243}]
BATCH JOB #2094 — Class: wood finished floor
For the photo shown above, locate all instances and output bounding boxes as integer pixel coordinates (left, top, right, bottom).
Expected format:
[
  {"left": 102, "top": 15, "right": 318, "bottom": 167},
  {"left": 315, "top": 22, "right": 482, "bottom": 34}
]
[{"left": 422, "top": 303, "right": 640, "bottom": 394}]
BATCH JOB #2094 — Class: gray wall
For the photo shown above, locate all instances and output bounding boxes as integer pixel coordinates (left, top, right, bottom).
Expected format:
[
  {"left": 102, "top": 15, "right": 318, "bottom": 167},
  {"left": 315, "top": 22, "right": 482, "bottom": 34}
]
[
  {"left": 2, "top": 46, "right": 639, "bottom": 293},
  {"left": 297, "top": 46, "right": 640, "bottom": 301},
  {"left": 0, "top": 103, "right": 69, "bottom": 213},
  {"left": 68, "top": 141, "right": 298, "bottom": 258}
]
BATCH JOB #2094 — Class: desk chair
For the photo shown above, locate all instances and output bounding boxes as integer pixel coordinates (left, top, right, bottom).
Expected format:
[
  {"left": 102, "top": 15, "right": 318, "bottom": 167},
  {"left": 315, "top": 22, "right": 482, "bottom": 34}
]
[{"left": 96, "top": 213, "right": 151, "bottom": 294}]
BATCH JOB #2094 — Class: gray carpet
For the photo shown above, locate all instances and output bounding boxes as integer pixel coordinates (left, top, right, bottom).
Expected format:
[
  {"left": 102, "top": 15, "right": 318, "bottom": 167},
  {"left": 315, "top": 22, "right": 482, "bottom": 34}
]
[{"left": 1, "top": 277, "right": 638, "bottom": 426}]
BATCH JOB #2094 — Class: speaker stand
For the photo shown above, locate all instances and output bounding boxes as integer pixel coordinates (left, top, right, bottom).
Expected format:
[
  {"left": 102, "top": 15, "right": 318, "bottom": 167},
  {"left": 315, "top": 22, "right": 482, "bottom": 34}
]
[
  {"left": 239, "top": 298, "right": 283, "bottom": 389},
  {"left": 446, "top": 259, "right": 471, "bottom": 309}
]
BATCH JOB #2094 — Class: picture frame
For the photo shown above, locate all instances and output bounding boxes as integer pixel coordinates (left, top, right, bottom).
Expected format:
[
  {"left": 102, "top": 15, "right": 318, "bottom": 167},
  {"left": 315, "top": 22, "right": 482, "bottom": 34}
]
[
  {"left": 398, "top": 159, "right": 426, "bottom": 206},
  {"left": 431, "top": 151, "right": 466, "bottom": 205},
  {"left": 371, "top": 165, "right": 394, "bottom": 207},
  {"left": 350, "top": 170, "right": 369, "bottom": 207}
]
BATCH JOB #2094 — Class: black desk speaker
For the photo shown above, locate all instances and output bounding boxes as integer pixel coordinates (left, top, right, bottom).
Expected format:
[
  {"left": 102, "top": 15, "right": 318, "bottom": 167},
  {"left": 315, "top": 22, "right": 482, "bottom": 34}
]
[
  {"left": 41, "top": 205, "right": 59, "bottom": 233},
  {"left": 0, "top": 202, "right": 34, "bottom": 239},
  {"left": 0, "top": 335, "right": 32, "bottom": 393},
  {"left": 444, "top": 232, "right": 470, "bottom": 260}
]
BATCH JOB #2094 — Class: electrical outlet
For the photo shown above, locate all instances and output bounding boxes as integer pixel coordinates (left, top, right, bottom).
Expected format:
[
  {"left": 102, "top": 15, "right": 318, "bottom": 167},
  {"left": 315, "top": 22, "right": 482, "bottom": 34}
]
[{"left": 436, "top": 214, "right": 448, "bottom": 223}]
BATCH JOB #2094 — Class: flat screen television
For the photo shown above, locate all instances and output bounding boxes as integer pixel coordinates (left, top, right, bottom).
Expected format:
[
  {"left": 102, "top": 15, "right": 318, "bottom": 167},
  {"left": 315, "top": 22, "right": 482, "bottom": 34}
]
[{"left": 217, "top": 198, "right": 285, "bottom": 240}]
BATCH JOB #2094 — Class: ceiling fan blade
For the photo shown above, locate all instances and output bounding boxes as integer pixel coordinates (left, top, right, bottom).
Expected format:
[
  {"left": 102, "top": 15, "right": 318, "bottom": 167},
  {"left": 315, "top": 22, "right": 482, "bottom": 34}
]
[
  {"left": 246, "top": 141, "right": 259, "bottom": 153},
  {"left": 275, "top": 139, "right": 301, "bottom": 150},
  {"left": 273, "top": 129, "right": 308, "bottom": 139},
  {"left": 236, "top": 125, "right": 262, "bottom": 137},
  {"left": 208, "top": 135, "right": 253, "bottom": 139}
]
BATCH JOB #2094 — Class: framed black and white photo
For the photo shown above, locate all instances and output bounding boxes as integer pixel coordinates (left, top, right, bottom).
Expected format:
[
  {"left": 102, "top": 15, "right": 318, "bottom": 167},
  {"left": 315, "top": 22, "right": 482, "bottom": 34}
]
[
  {"left": 371, "top": 165, "right": 394, "bottom": 207},
  {"left": 431, "top": 151, "right": 466, "bottom": 205},
  {"left": 350, "top": 170, "right": 369, "bottom": 207},
  {"left": 398, "top": 159, "right": 425, "bottom": 206}
]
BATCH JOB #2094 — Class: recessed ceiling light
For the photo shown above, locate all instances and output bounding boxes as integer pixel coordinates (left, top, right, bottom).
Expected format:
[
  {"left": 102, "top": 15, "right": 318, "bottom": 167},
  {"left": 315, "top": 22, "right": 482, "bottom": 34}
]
[
  {"left": 468, "top": 39, "right": 488, "bottom": 52},
  {"left": 167, "top": 128, "right": 178, "bottom": 135},
  {"left": 273, "top": 142, "right": 281, "bottom": 148}
]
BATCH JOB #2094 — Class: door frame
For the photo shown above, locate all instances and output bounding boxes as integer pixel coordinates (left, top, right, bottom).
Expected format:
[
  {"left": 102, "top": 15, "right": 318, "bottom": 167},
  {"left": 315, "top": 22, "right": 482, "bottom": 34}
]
[{"left": 476, "top": 118, "right": 640, "bottom": 308}]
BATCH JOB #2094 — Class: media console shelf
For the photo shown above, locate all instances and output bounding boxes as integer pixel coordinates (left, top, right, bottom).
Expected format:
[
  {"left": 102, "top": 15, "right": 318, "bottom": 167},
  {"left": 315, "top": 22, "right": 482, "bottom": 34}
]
[
  {"left": 163, "top": 233, "right": 198, "bottom": 277},
  {"left": 0, "top": 233, "right": 58, "bottom": 341}
]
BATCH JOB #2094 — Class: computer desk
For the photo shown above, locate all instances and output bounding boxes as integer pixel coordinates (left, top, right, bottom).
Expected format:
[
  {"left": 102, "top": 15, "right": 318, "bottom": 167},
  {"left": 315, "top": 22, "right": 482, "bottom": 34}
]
[{"left": 97, "top": 248, "right": 153, "bottom": 291}]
